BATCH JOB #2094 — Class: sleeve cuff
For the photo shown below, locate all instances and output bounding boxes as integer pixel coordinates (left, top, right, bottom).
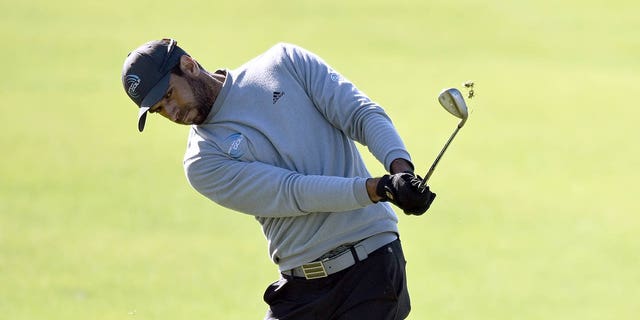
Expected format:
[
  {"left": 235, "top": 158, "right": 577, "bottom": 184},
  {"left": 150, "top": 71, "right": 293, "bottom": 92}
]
[
  {"left": 353, "top": 177, "right": 374, "bottom": 206},
  {"left": 384, "top": 150, "right": 412, "bottom": 172}
]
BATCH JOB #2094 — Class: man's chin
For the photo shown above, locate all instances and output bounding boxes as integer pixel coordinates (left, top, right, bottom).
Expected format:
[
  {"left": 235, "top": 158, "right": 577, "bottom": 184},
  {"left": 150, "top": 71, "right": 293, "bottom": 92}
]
[
  {"left": 190, "top": 113, "right": 208, "bottom": 125},
  {"left": 193, "top": 105, "right": 212, "bottom": 125},
  {"left": 179, "top": 108, "right": 207, "bottom": 125}
]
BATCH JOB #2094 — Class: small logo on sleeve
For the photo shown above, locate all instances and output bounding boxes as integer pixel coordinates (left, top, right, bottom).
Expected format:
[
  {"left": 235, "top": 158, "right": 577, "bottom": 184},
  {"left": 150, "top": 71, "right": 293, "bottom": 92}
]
[{"left": 223, "top": 133, "right": 246, "bottom": 159}]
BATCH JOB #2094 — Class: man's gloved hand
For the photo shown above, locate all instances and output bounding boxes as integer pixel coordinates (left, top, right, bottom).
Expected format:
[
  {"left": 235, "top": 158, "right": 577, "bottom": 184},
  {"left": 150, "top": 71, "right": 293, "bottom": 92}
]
[{"left": 376, "top": 172, "right": 437, "bottom": 215}]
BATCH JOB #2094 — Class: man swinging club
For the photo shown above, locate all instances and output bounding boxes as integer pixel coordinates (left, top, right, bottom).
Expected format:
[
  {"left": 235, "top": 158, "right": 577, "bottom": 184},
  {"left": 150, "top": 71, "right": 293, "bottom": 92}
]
[{"left": 121, "top": 38, "right": 436, "bottom": 320}]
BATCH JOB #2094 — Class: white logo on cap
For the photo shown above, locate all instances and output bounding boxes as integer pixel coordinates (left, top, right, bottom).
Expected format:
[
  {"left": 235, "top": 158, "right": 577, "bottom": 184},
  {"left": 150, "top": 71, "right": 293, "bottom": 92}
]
[{"left": 126, "top": 74, "right": 141, "bottom": 98}]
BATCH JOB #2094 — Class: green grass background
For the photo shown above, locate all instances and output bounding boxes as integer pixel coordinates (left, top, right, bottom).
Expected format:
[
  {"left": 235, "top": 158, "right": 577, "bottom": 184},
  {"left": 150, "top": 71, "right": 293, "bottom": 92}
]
[{"left": 2, "top": 0, "right": 639, "bottom": 319}]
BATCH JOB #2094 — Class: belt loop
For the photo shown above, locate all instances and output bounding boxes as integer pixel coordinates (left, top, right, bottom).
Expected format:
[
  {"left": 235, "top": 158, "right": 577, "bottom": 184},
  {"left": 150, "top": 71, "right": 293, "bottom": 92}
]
[
  {"left": 354, "top": 245, "right": 368, "bottom": 261},
  {"left": 349, "top": 246, "right": 361, "bottom": 263}
]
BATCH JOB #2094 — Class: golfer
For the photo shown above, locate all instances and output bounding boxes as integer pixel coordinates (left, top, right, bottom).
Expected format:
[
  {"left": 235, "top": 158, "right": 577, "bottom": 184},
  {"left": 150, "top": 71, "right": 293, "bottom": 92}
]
[{"left": 121, "top": 39, "right": 436, "bottom": 320}]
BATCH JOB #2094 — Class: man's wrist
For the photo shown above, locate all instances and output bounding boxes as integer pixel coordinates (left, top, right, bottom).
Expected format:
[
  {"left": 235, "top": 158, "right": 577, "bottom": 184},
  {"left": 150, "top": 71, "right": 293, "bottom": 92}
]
[
  {"left": 366, "top": 178, "right": 383, "bottom": 203},
  {"left": 390, "top": 158, "right": 414, "bottom": 174}
]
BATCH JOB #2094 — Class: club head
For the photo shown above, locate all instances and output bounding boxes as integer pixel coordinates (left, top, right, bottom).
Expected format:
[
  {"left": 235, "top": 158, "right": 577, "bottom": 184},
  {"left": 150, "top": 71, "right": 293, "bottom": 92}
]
[{"left": 438, "top": 88, "right": 469, "bottom": 127}]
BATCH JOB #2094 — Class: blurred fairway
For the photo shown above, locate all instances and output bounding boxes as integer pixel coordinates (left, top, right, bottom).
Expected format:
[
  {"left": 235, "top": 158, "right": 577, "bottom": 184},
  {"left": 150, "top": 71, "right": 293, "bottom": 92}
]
[{"left": 1, "top": 0, "right": 639, "bottom": 319}]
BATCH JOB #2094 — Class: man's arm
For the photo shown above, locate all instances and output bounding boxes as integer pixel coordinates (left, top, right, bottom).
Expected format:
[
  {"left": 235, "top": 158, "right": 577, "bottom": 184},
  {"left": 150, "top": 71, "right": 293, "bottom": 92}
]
[
  {"left": 281, "top": 44, "right": 436, "bottom": 214},
  {"left": 282, "top": 44, "right": 413, "bottom": 172},
  {"left": 184, "top": 139, "right": 374, "bottom": 218},
  {"left": 390, "top": 158, "right": 414, "bottom": 174},
  {"left": 366, "top": 178, "right": 383, "bottom": 202}
]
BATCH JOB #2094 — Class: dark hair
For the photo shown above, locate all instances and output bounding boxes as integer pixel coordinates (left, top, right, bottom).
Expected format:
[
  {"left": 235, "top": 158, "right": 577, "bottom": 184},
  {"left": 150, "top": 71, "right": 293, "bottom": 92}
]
[{"left": 171, "top": 63, "right": 184, "bottom": 77}]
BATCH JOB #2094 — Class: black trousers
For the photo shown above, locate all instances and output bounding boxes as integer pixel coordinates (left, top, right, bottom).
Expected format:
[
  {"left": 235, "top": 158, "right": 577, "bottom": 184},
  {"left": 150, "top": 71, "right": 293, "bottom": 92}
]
[{"left": 263, "top": 239, "right": 411, "bottom": 320}]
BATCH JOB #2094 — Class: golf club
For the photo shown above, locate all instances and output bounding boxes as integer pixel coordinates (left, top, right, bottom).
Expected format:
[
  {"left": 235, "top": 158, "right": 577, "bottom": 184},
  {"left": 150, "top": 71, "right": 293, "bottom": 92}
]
[{"left": 418, "top": 87, "right": 469, "bottom": 190}]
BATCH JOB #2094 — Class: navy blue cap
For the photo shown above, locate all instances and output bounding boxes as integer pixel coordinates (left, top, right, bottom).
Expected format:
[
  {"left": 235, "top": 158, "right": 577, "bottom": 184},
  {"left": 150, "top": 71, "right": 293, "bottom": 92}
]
[{"left": 122, "top": 39, "right": 187, "bottom": 131}]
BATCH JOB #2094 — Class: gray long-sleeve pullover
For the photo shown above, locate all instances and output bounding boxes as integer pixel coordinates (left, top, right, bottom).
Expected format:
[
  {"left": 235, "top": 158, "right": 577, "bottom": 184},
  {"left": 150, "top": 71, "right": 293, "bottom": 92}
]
[{"left": 183, "top": 43, "right": 411, "bottom": 271}]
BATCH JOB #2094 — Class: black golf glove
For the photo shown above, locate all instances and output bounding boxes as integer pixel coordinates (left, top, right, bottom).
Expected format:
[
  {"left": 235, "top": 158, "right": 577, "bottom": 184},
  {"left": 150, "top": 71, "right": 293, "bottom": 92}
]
[{"left": 376, "top": 172, "right": 436, "bottom": 215}]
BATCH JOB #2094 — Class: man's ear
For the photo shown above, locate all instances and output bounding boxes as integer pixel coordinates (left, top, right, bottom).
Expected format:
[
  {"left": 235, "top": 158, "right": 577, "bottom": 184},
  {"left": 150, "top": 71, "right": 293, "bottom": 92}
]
[{"left": 179, "top": 55, "right": 200, "bottom": 77}]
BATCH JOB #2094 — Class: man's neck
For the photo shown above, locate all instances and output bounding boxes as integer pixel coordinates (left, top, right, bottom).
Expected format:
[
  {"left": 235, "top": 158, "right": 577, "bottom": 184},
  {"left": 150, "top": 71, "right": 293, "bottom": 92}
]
[{"left": 208, "top": 69, "right": 227, "bottom": 100}]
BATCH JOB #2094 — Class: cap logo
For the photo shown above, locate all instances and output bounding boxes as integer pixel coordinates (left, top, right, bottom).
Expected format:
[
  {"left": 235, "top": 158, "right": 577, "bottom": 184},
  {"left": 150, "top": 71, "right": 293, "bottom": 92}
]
[{"left": 126, "top": 74, "right": 142, "bottom": 99}]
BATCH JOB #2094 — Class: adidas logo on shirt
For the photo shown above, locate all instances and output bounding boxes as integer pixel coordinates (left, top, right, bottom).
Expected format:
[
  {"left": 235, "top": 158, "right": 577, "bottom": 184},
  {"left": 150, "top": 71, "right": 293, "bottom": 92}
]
[{"left": 272, "top": 91, "right": 284, "bottom": 104}]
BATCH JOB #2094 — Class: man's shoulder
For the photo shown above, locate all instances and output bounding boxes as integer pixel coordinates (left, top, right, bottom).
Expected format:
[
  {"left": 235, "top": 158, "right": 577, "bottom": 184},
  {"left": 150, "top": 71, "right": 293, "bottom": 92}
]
[
  {"left": 184, "top": 127, "right": 215, "bottom": 157},
  {"left": 182, "top": 126, "right": 223, "bottom": 172},
  {"left": 250, "top": 43, "right": 316, "bottom": 66},
  {"left": 231, "top": 43, "right": 312, "bottom": 82},
  {"left": 273, "top": 42, "right": 316, "bottom": 60},
  {"left": 267, "top": 42, "right": 302, "bottom": 53}
]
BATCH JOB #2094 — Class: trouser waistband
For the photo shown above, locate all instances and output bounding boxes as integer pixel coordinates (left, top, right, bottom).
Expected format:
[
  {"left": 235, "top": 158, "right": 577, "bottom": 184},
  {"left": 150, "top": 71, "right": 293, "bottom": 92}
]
[{"left": 283, "top": 232, "right": 398, "bottom": 280}]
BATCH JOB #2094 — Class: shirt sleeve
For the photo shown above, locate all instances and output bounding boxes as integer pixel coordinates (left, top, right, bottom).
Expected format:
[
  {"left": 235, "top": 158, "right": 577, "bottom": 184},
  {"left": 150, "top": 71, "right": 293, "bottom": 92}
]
[
  {"left": 184, "top": 134, "right": 373, "bottom": 218},
  {"left": 280, "top": 43, "right": 412, "bottom": 171}
]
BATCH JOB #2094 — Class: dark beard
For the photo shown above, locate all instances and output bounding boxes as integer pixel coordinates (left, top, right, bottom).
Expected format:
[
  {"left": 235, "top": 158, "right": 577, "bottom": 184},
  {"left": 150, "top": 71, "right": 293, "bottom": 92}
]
[{"left": 185, "top": 75, "right": 215, "bottom": 125}]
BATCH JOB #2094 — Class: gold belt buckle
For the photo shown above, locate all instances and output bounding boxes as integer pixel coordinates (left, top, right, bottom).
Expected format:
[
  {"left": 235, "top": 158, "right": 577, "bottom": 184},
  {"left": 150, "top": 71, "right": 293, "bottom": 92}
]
[{"left": 301, "top": 261, "right": 328, "bottom": 279}]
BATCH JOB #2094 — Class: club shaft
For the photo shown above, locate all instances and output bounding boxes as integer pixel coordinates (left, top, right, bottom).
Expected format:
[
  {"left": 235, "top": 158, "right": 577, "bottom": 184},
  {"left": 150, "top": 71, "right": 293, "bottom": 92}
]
[{"left": 419, "top": 125, "right": 462, "bottom": 189}]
